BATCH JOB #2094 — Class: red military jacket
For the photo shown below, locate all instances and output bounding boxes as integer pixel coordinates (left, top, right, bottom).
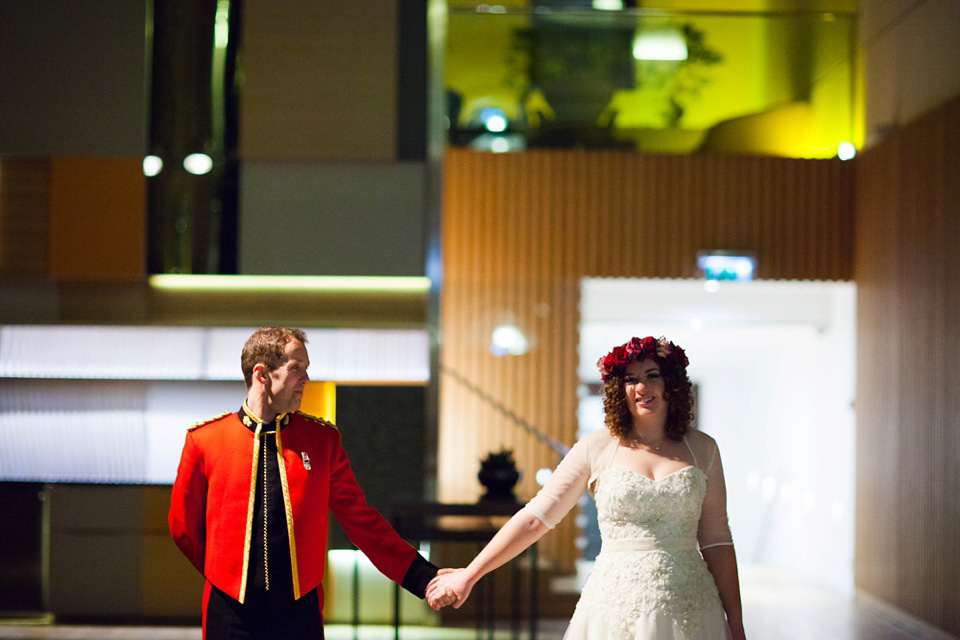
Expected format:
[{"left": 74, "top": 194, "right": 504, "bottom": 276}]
[{"left": 169, "top": 409, "right": 420, "bottom": 604}]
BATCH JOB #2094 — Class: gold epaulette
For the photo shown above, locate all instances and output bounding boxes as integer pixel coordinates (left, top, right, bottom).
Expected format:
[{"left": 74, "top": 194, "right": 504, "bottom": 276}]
[
  {"left": 295, "top": 411, "right": 338, "bottom": 430},
  {"left": 187, "top": 410, "right": 234, "bottom": 431}
]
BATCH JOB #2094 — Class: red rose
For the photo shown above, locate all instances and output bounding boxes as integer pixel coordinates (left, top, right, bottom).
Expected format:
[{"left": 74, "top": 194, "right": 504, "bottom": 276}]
[
  {"left": 640, "top": 337, "right": 657, "bottom": 354},
  {"left": 611, "top": 346, "right": 630, "bottom": 367},
  {"left": 624, "top": 337, "right": 644, "bottom": 356}
]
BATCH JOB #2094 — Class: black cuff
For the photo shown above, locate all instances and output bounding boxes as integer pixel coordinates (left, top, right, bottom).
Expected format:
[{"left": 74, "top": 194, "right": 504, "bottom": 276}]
[{"left": 401, "top": 553, "right": 439, "bottom": 599}]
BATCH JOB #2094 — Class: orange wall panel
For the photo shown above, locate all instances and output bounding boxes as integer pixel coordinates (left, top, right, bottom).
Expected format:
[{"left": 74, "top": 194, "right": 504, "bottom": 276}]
[{"left": 49, "top": 156, "right": 144, "bottom": 279}]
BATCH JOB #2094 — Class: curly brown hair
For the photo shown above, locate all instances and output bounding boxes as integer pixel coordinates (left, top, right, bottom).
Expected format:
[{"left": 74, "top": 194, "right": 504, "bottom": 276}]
[
  {"left": 241, "top": 327, "right": 307, "bottom": 388},
  {"left": 602, "top": 353, "right": 694, "bottom": 441}
]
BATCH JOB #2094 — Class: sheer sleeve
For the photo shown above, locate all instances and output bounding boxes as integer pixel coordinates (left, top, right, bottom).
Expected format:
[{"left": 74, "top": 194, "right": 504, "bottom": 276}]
[
  {"left": 693, "top": 432, "right": 734, "bottom": 550},
  {"left": 523, "top": 431, "right": 597, "bottom": 529}
]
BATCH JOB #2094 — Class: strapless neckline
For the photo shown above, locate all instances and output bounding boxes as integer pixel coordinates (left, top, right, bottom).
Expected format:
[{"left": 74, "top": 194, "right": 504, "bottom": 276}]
[{"left": 604, "top": 464, "right": 705, "bottom": 483}]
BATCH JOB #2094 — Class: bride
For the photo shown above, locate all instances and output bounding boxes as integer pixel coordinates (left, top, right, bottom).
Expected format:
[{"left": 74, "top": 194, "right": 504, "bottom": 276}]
[{"left": 426, "top": 336, "right": 746, "bottom": 640}]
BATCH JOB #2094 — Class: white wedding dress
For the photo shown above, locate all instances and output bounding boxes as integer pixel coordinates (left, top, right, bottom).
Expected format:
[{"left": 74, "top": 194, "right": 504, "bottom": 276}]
[
  {"left": 562, "top": 465, "right": 731, "bottom": 639},
  {"left": 525, "top": 428, "right": 735, "bottom": 640}
]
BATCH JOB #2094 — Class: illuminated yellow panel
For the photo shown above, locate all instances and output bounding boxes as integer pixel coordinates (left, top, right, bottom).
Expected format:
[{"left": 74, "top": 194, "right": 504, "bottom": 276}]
[
  {"left": 300, "top": 380, "right": 336, "bottom": 422},
  {"left": 446, "top": 10, "right": 531, "bottom": 124}
]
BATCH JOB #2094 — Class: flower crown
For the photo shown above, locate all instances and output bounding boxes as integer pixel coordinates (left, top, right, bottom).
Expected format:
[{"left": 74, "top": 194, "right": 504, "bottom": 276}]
[{"left": 597, "top": 336, "right": 689, "bottom": 381}]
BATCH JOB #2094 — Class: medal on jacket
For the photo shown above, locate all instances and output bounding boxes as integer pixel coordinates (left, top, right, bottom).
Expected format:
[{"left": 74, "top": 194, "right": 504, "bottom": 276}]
[{"left": 301, "top": 452, "right": 312, "bottom": 470}]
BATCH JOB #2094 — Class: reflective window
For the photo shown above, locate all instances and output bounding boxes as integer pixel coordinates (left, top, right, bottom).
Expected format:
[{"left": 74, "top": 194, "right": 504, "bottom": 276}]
[{"left": 446, "top": 3, "right": 858, "bottom": 158}]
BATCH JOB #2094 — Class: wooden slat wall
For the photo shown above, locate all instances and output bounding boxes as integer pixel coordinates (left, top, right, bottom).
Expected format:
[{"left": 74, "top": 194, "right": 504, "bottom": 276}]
[
  {"left": 854, "top": 94, "right": 960, "bottom": 636},
  {"left": 0, "top": 157, "right": 49, "bottom": 275},
  {"left": 440, "top": 149, "right": 855, "bottom": 571}
]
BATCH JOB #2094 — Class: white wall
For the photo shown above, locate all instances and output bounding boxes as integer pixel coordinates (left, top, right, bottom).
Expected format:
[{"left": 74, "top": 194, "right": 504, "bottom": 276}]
[{"left": 578, "top": 278, "right": 856, "bottom": 596}]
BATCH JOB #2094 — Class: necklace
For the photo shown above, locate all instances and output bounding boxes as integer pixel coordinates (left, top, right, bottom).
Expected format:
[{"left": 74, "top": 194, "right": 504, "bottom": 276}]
[{"left": 624, "top": 435, "right": 669, "bottom": 452}]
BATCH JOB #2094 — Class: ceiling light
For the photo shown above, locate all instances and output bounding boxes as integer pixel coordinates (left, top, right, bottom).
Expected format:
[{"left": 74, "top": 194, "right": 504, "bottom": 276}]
[
  {"left": 214, "top": 1, "right": 230, "bottom": 48},
  {"left": 143, "top": 155, "right": 163, "bottom": 177},
  {"left": 490, "top": 324, "right": 529, "bottom": 356},
  {"left": 535, "top": 468, "right": 553, "bottom": 486},
  {"left": 183, "top": 153, "right": 213, "bottom": 175},
  {"left": 480, "top": 107, "right": 508, "bottom": 133},
  {"left": 633, "top": 28, "right": 688, "bottom": 61}
]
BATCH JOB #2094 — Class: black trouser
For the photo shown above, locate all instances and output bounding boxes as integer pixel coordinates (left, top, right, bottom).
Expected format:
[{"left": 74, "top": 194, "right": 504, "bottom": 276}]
[{"left": 203, "top": 582, "right": 324, "bottom": 640}]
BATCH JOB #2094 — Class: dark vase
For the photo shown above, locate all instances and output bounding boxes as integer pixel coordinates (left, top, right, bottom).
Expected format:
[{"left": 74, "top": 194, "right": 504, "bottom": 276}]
[{"left": 478, "top": 450, "right": 520, "bottom": 501}]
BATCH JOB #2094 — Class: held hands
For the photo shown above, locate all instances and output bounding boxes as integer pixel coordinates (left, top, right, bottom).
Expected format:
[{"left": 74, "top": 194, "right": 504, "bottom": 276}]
[{"left": 426, "top": 568, "right": 474, "bottom": 610}]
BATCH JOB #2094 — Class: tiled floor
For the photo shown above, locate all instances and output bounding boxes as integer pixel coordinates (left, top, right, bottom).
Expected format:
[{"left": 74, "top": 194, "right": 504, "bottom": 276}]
[
  {"left": 0, "top": 568, "right": 955, "bottom": 640},
  {"left": 737, "top": 567, "right": 956, "bottom": 640}
]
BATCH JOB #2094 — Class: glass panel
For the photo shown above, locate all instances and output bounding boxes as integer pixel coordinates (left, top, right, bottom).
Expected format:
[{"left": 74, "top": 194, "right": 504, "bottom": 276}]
[
  {"left": 146, "top": 0, "right": 240, "bottom": 274},
  {"left": 446, "top": 3, "right": 857, "bottom": 158},
  {"left": 0, "top": 326, "right": 428, "bottom": 483}
]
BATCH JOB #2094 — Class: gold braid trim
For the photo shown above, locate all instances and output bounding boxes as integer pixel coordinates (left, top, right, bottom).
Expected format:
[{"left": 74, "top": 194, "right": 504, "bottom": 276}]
[
  {"left": 187, "top": 410, "right": 232, "bottom": 432},
  {"left": 294, "top": 410, "right": 338, "bottom": 430}
]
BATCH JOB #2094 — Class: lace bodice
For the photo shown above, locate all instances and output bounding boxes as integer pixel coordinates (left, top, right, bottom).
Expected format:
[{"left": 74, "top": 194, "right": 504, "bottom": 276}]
[
  {"left": 530, "top": 429, "right": 734, "bottom": 638},
  {"left": 568, "top": 465, "right": 728, "bottom": 639},
  {"left": 596, "top": 465, "right": 706, "bottom": 542},
  {"left": 525, "top": 428, "right": 733, "bottom": 550}
]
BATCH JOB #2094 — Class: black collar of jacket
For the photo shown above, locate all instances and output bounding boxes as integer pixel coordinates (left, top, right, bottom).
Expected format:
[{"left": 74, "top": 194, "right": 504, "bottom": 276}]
[{"left": 238, "top": 404, "right": 291, "bottom": 434}]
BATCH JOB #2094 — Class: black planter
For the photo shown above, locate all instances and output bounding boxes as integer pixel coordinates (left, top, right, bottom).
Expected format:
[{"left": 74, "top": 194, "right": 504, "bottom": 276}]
[{"left": 478, "top": 450, "right": 520, "bottom": 501}]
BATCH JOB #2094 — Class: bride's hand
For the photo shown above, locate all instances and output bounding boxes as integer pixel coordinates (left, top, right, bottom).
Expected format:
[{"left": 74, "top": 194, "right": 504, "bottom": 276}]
[{"left": 426, "top": 568, "right": 475, "bottom": 610}]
